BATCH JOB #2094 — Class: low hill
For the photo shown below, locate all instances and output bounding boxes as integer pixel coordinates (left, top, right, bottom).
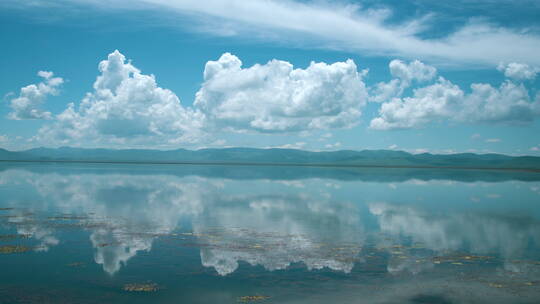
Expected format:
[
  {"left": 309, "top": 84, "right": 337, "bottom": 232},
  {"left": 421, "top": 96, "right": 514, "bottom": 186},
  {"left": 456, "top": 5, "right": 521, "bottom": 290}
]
[{"left": 1, "top": 147, "right": 539, "bottom": 170}]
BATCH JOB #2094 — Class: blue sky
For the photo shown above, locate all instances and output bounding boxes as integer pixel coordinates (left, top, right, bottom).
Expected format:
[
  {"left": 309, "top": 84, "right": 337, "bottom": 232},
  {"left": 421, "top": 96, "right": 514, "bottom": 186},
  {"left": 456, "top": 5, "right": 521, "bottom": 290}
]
[{"left": 1, "top": 0, "right": 540, "bottom": 155}]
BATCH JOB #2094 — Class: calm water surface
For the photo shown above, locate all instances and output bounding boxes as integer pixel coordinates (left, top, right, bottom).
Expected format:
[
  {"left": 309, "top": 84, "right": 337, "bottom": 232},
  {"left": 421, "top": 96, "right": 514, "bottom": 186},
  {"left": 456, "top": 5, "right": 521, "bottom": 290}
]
[{"left": 1, "top": 163, "right": 540, "bottom": 303}]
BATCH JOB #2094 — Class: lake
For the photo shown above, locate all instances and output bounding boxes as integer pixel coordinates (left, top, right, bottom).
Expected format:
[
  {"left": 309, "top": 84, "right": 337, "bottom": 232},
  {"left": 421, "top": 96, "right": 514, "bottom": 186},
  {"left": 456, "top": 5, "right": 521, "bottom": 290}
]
[{"left": 1, "top": 162, "right": 540, "bottom": 303}]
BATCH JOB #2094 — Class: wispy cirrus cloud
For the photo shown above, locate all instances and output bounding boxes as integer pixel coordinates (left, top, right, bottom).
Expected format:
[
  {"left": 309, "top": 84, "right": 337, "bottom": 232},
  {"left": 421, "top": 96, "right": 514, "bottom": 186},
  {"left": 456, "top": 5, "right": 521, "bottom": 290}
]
[{"left": 11, "top": 0, "right": 540, "bottom": 66}]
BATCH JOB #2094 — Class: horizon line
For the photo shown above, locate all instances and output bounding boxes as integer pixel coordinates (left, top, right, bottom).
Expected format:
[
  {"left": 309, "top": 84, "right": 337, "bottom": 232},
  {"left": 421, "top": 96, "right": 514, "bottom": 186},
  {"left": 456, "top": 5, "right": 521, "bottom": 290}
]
[
  {"left": 1, "top": 159, "right": 540, "bottom": 173},
  {"left": 2, "top": 146, "right": 540, "bottom": 158}
]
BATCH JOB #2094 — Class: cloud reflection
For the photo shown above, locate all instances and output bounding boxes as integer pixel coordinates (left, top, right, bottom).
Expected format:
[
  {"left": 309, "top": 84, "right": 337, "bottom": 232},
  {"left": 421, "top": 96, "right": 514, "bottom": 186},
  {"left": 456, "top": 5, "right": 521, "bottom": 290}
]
[
  {"left": 0, "top": 169, "right": 363, "bottom": 275},
  {"left": 1, "top": 167, "right": 540, "bottom": 278},
  {"left": 194, "top": 193, "right": 363, "bottom": 275},
  {"left": 370, "top": 202, "right": 540, "bottom": 272}
]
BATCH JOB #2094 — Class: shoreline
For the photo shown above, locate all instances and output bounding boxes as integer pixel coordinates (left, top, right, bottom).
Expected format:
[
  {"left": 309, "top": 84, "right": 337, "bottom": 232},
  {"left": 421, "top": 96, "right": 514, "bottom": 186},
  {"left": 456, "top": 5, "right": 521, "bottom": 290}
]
[{"left": 1, "top": 159, "right": 539, "bottom": 173}]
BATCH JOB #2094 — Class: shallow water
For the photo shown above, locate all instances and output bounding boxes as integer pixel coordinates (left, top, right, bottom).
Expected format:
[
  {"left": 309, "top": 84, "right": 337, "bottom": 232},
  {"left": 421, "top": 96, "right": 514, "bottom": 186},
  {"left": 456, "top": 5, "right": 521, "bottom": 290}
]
[{"left": 1, "top": 163, "right": 540, "bottom": 303}]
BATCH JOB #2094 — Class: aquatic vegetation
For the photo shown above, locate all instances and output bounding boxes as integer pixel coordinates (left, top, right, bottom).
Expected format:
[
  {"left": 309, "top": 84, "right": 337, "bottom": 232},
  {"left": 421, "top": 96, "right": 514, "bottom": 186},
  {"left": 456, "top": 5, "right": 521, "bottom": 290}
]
[
  {"left": 122, "top": 232, "right": 178, "bottom": 238},
  {"left": 509, "top": 260, "right": 540, "bottom": 266},
  {"left": 0, "top": 245, "right": 31, "bottom": 254},
  {"left": 489, "top": 283, "right": 504, "bottom": 288},
  {"left": 123, "top": 283, "right": 159, "bottom": 292},
  {"left": 96, "top": 242, "right": 122, "bottom": 248},
  {"left": 432, "top": 254, "right": 495, "bottom": 265},
  {"left": 47, "top": 215, "right": 90, "bottom": 220},
  {"left": 44, "top": 221, "right": 111, "bottom": 229},
  {"left": 0, "top": 215, "right": 25, "bottom": 219},
  {"left": 238, "top": 295, "right": 271, "bottom": 302},
  {"left": 0, "top": 234, "right": 31, "bottom": 241}
]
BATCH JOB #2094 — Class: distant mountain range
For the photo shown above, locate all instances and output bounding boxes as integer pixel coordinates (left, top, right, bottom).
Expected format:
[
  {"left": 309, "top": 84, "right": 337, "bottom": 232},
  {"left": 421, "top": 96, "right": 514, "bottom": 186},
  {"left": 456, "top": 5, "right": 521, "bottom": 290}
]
[{"left": 1, "top": 147, "right": 540, "bottom": 171}]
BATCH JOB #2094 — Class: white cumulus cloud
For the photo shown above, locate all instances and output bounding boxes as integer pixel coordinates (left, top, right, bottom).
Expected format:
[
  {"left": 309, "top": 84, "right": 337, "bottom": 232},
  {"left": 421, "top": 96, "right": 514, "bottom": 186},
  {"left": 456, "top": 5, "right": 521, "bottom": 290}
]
[
  {"left": 389, "top": 59, "right": 437, "bottom": 85},
  {"left": 370, "top": 69, "right": 540, "bottom": 130},
  {"left": 34, "top": 51, "right": 370, "bottom": 147},
  {"left": 8, "top": 71, "right": 63, "bottom": 120},
  {"left": 370, "top": 77, "right": 463, "bottom": 130},
  {"left": 194, "top": 53, "right": 368, "bottom": 133},
  {"left": 36, "top": 50, "right": 206, "bottom": 146},
  {"left": 497, "top": 62, "right": 539, "bottom": 81},
  {"left": 324, "top": 142, "right": 342, "bottom": 150},
  {"left": 268, "top": 142, "right": 307, "bottom": 150},
  {"left": 370, "top": 59, "right": 437, "bottom": 103}
]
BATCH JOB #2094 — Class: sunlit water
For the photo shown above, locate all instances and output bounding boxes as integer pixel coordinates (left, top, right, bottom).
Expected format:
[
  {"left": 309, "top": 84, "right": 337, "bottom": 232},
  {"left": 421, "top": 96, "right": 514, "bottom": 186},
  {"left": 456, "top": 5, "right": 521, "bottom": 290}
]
[{"left": 1, "top": 163, "right": 540, "bottom": 303}]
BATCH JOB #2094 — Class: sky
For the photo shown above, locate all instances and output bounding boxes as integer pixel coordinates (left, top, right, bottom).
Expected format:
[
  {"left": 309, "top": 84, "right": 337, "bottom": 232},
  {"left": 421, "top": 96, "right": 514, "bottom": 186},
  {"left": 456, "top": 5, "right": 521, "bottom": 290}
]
[{"left": 1, "top": 0, "right": 540, "bottom": 155}]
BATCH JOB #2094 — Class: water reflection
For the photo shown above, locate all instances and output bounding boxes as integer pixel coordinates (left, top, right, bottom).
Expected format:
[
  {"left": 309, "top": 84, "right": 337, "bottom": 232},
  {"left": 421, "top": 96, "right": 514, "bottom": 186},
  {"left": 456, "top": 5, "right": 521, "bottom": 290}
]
[
  {"left": 1, "top": 168, "right": 366, "bottom": 275},
  {"left": 370, "top": 202, "right": 540, "bottom": 276},
  {"left": 2, "top": 170, "right": 207, "bottom": 274},
  {"left": 7, "top": 211, "right": 59, "bottom": 252},
  {"left": 370, "top": 202, "right": 540, "bottom": 259},
  {"left": 1, "top": 163, "right": 540, "bottom": 281},
  {"left": 194, "top": 192, "right": 363, "bottom": 275}
]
